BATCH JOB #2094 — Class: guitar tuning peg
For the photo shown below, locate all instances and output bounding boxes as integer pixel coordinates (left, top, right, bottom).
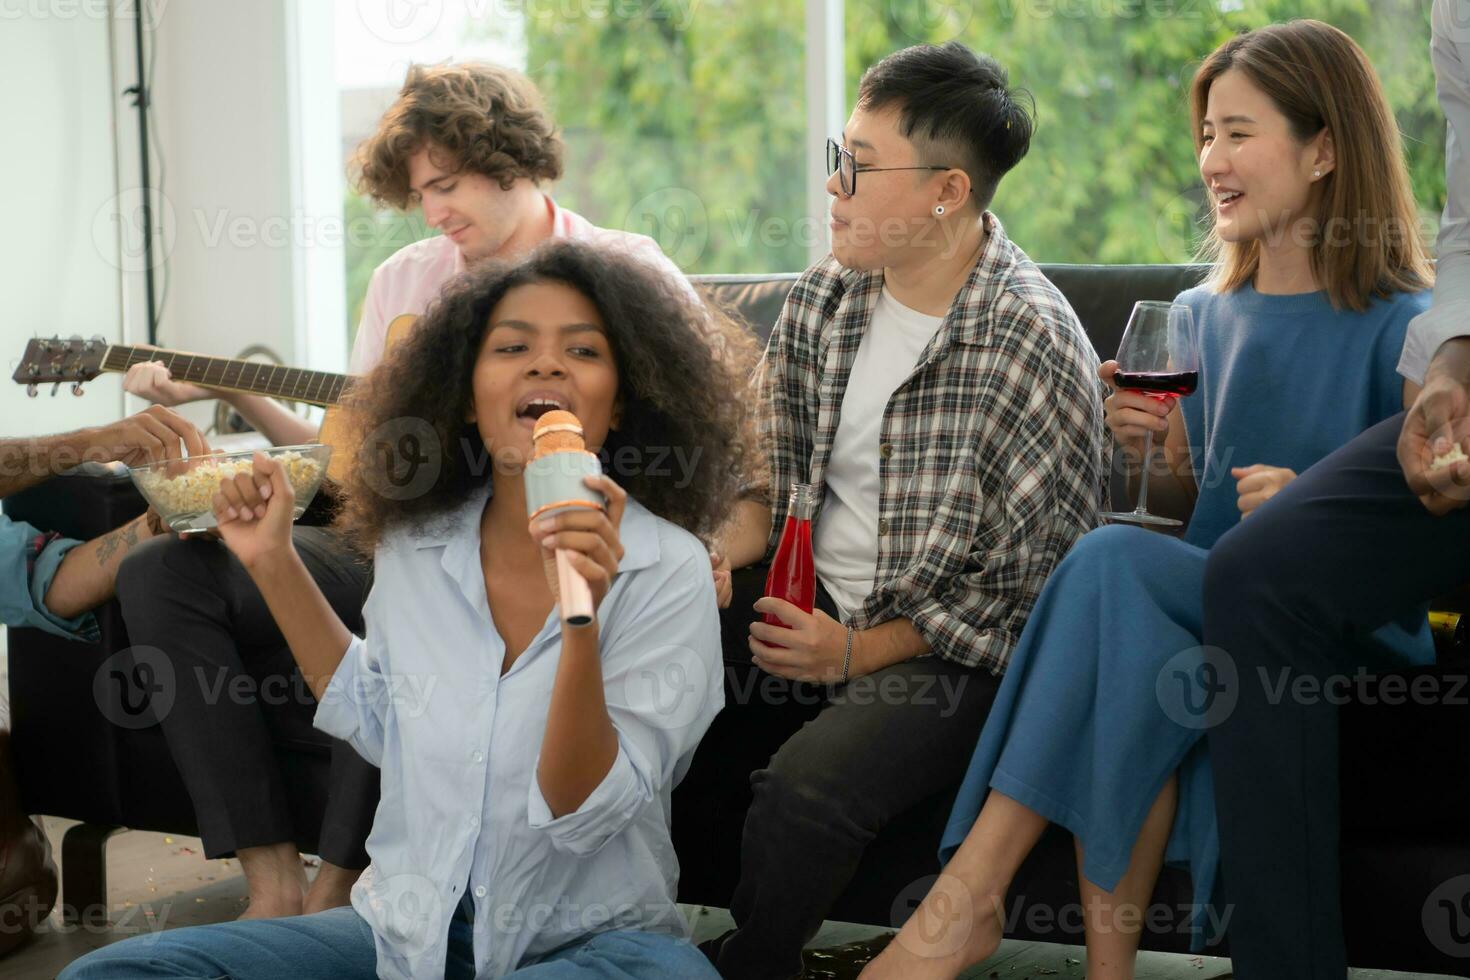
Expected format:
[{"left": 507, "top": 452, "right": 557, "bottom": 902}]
[
  {"left": 71, "top": 383, "right": 85, "bottom": 397},
  {"left": 50, "top": 382, "right": 60, "bottom": 397},
  {"left": 25, "top": 384, "right": 37, "bottom": 398}
]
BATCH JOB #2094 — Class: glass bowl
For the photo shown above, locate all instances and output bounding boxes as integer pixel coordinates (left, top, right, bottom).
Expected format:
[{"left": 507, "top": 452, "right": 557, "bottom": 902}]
[{"left": 128, "top": 444, "right": 333, "bottom": 536}]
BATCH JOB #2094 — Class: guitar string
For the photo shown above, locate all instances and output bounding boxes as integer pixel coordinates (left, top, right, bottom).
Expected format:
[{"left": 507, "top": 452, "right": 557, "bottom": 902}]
[
  {"left": 100, "top": 346, "right": 350, "bottom": 405},
  {"left": 74, "top": 345, "right": 356, "bottom": 407}
]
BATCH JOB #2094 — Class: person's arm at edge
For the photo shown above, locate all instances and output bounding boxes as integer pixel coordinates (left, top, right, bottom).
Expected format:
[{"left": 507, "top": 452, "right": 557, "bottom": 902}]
[
  {"left": 42, "top": 514, "right": 160, "bottom": 619},
  {"left": 1402, "top": 0, "right": 1470, "bottom": 386},
  {"left": 216, "top": 393, "right": 318, "bottom": 448},
  {"left": 0, "top": 408, "right": 210, "bottom": 499},
  {"left": 1401, "top": 337, "right": 1470, "bottom": 513},
  {"left": 2, "top": 519, "right": 96, "bottom": 640},
  {"left": 0, "top": 431, "right": 95, "bottom": 499},
  {"left": 718, "top": 499, "right": 772, "bottom": 571},
  {"left": 1397, "top": 3, "right": 1470, "bottom": 510}
]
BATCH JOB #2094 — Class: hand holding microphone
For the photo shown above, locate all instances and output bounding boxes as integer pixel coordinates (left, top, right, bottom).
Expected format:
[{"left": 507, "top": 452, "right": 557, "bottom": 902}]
[{"left": 525, "top": 411, "right": 627, "bottom": 626}]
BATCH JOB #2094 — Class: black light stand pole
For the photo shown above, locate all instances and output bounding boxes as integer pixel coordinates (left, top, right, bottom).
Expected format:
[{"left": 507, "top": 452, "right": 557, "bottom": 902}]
[{"left": 121, "top": 5, "right": 158, "bottom": 345}]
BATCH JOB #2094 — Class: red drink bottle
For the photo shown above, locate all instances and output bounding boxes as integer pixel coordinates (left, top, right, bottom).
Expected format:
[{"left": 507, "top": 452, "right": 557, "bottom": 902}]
[{"left": 763, "top": 483, "right": 818, "bottom": 629}]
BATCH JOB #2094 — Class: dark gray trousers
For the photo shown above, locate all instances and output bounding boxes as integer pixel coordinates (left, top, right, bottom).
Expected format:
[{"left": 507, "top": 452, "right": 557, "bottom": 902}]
[
  {"left": 713, "top": 573, "right": 1001, "bottom": 979},
  {"left": 115, "top": 526, "right": 378, "bottom": 868}
]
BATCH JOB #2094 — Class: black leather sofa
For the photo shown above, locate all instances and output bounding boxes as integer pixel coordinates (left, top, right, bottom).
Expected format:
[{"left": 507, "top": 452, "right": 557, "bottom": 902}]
[{"left": 8, "top": 265, "right": 1470, "bottom": 975}]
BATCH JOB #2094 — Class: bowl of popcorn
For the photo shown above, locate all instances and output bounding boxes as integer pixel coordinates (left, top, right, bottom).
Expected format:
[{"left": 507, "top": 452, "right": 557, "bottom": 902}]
[{"left": 128, "top": 444, "right": 333, "bottom": 536}]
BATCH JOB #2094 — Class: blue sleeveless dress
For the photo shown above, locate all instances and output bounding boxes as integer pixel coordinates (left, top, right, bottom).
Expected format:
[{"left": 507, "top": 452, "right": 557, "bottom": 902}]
[{"left": 938, "top": 283, "right": 1434, "bottom": 948}]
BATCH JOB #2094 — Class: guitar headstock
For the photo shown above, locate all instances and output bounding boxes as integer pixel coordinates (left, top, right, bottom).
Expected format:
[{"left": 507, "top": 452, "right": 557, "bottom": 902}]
[{"left": 12, "top": 335, "right": 109, "bottom": 397}]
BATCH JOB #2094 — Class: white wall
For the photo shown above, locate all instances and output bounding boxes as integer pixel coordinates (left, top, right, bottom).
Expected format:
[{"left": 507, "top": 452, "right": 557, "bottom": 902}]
[
  {"left": 0, "top": 9, "right": 124, "bottom": 437},
  {"left": 1, "top": 1, "right": 343, "bottom": 441},
  {"left": 141, "top": 0, "right": 296, "bottom": 430},
  {"left": 286, "top": 0, "right": 348, "bottom": 380},
  {"left": 108, "top": 0, "right": 343, "bottom": 436}
]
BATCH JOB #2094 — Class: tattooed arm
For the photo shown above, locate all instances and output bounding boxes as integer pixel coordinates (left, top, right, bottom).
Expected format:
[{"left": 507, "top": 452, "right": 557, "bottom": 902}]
[{"left": 41, "top": 513, "right": 162, "bottom": 619}]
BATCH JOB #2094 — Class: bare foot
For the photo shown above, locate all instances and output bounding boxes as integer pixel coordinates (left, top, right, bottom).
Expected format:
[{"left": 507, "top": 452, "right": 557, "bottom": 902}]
[
  {"left": 236, "top": 843, "right": 308, "bottom": 920},
  {"left": 858, "top": 873, "right": 1003, "bottom": 980},
  {"left": 303, "top": 860, "right": 362, "bottom": 914},
  {"left": 237, "top": 887, "right": 304, "bottom": 920}
]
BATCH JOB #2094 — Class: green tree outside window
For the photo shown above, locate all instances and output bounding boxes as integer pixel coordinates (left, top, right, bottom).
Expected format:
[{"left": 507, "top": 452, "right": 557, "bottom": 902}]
[{"left": 343, "top": 1, "right": 1443, "bottom": 345}]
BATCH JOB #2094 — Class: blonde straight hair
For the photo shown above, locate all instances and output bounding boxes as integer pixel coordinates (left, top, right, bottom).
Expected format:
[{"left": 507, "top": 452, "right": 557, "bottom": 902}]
[{"left": 1189, "top": 20, "right": 1433, "bottom": 311}]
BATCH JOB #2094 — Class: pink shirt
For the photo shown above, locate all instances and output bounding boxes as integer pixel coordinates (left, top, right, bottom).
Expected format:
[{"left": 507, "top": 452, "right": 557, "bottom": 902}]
[{"left": 348, "top": 196, "right": 688, "bottom": 375}]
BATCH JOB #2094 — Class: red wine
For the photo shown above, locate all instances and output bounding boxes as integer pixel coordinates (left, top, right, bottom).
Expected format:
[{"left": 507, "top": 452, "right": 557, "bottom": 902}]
[{"left": 1114, "top": 370, "right": 1198, "bottom": 397}]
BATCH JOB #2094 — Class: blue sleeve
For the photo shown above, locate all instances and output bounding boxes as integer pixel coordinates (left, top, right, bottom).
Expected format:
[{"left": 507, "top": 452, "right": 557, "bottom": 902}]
[{"left": 0, "top": 514, "right": 99, "bottom": 642}]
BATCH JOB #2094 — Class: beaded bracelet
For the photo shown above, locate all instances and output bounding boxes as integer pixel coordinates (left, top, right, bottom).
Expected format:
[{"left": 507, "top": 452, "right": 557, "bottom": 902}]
[{"left": 841, "top": 625, "right": 854, "bottom": 684}]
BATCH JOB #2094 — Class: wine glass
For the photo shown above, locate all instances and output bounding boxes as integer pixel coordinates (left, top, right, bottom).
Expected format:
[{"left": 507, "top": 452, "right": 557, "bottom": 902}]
[{"left": 1098, "top": 300, "right": 1199, "bottom": 528}]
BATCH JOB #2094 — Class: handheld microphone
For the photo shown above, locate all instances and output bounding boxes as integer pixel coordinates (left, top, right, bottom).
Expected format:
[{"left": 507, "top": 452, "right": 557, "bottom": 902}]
[{"left": 524, "top": 410, "right": 606, "bottom": 626}]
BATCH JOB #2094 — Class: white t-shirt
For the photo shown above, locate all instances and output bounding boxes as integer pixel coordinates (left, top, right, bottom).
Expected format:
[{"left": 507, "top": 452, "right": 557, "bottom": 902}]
[{"left": 814, "top": 287, "right": 945, "bottom": 619}]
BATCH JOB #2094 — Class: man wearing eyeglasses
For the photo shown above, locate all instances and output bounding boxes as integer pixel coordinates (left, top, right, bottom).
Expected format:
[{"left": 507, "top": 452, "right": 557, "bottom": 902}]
[{"left": 707, "top": 41, "right": 1106, "bottom": 979}]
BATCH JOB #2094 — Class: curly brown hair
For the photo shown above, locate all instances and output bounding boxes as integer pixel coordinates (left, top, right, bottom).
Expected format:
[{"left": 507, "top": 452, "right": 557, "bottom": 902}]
[
  {"left": 352, "top": 62, "right": 563, "bottom": 208},
  {"left": 334, "top": 241, "right": 762, "bottom": 553}
]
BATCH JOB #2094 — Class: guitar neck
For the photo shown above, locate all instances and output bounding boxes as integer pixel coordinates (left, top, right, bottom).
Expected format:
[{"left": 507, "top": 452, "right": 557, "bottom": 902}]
[{"left": 102, "top": 346, "right": 353, "bottom": 407}]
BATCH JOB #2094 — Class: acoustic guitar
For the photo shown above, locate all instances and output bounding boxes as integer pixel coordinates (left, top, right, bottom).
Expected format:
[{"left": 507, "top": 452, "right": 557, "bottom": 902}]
[{"left": 10, "top": 315, "right": 418, "bottom": 484}]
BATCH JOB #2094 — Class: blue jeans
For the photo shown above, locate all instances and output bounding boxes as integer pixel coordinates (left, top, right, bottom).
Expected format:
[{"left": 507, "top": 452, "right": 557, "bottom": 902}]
[{"left": 58, "top": 904, "right": 716, "bottom": 979}]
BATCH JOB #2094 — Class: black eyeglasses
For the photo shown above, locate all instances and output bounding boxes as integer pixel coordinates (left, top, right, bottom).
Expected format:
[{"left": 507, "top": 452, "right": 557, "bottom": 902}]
[{"left": 826, "top": 137, "right": 953, "bottom": 196}]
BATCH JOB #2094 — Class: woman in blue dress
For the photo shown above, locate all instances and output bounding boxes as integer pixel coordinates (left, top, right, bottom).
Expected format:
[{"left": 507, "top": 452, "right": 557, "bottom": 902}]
[{"left": 863, "top": 20, "right": 1434, "bottom": 980}]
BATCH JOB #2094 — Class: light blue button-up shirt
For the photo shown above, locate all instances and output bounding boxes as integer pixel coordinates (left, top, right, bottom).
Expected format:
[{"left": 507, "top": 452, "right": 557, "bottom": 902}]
[
  {"left": 313, "top": 484, "right": 723, "bottom": 980},
  {"left": 0, "top": 513, "right": 98, "bottom": 642}
]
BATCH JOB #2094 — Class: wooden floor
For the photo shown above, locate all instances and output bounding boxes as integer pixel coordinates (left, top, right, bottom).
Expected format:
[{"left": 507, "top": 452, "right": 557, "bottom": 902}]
[{"left": 1, "top": 818, "right": 1458, "bottom": 980}]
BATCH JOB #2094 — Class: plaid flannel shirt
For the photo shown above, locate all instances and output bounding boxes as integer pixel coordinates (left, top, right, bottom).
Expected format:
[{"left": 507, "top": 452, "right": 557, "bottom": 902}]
[
  {"left": 758, "top": 213, "right": 1106, "bottom": 673},
  {"left": 23, "top": 529, "right": 62, "bottom": 580}
]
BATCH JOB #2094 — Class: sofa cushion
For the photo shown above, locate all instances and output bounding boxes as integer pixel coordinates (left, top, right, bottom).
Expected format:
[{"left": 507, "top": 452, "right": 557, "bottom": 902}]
[{"left": 692, "top": 263, "right": 1210, "bottom": 359}]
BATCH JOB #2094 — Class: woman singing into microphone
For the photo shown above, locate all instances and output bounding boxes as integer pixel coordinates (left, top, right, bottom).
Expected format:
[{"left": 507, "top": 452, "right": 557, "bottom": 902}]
[{"left": 61, "top": 241, "right": 758, "bottom": 980}]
